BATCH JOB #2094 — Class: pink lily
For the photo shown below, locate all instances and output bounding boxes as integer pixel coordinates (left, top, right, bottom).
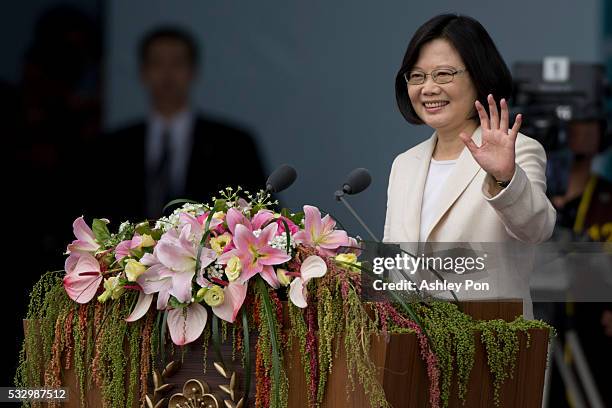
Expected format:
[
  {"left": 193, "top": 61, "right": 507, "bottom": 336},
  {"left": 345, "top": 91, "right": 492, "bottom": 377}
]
[
  {"left": 293, "top": 206, "right": 348, "bottom": 256},
  {"left": 289, "top": 255, "right": 327, "bottom": 308},
  {"left": 218, "top": 223, "right": 291, "bottom": 288},
  {"left": 179, "top": 212, "right": 222, "bottom": 243},
  {"left": 226, "top": 208, "right": 274, "bottom": 234},
  {"left": 63, "top": 252, "right": 103, "bottom": 303},
  {"left": 137, "top": 226, "right": 216, "bottom": 308},
  {"left": 137, "top": 255, "right": 173, "bottom": 310},
  {"left": 211, "top": 282, "right": 248, "bottom": 323},
  {"left": 66, "top": 216, "right": 100, "bottom": 253},
  {"left": 196, "top": 212, "right": 224, "bottom": 234},
  {"left": 167, "top": 302, "right": 208, "bottom": 345}
]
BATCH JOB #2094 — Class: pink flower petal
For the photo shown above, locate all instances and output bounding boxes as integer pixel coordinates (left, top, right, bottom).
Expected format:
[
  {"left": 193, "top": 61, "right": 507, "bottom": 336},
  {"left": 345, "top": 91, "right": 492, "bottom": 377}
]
[
  {"left": 167, "top": 303, "right": 208, "bottom": 345},
  {"left": 236, "top": 252, "right": 260, "bottom": 283},
  {"left": 63, "top": 252, "right": 102, "bottom": 303},
  {"left": 199, "top": 247, "right": 217, "bottom": 271},
  {"left": 320, "top": 214, "right": 337, "bottom": 233},
  {"left": 155, "top": 234, "right": 196, "bottom": 272},
  {"left": 232, "top": 224, "right": 256, "bottom": 251},
  {"left": 257, "top": 223, "right": 278, "bottom": 246},
  {"left": 346, "top": 237, "right": 362, "bottom": 256},
  {"left": 292, "top": 230, "right": 311, "bottom": 246},
  {"left": 170, "top": 271, "right": 195, "bottom": 304},
  {"left": 68, "top": 216, "right": 99, "bottom": 253},
  {"left": 140, "top": 253, "right": 159, "bottom": 266},
  {"left": 318, "top": 230, "right": 349, "bottom": 249},
  {"left": 217, "top": 248, "right": 239, "bottom": 264},
  {"left": 212, "top": 282, "right": 248, "bottom": 323},
  {"left": 226, "top": 208, "right": 251, "bottom": 234},
  {"left": 257, "top": 245, "right": 292, "bottom": 266},
  {"left": 252, "top": 210, "right": 274, "bottom": 230},
  {"left": 137, "top": 266, "right": 173, "bottom": 309},
  {"left": 115, "top": 240, "right": 132, "bottom": 261},
  {"left": 260, "top": 265, "right": 280, "bottom": 288},
  {"left": 179, "top": 213, "right": 203, "bottom": 242},
  {"left": 303, "top": 205, "right": 322, "bottom": 241},
  {"left": 125, "top": 292, "right": 153, "bottom": 322},
  {"left": 156, "top": 288, "right": 172, "bottom": 310}
]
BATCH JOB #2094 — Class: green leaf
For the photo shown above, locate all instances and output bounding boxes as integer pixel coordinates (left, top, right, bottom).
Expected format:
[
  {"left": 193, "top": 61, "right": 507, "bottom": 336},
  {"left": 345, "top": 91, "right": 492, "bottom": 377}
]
[
  {"left": 162, "top": 198, "right": 199, "bottom": 214},
  {"left": 195, "top": 211, "right": 215, "bottom": 274},
  {"left": 291, "top": 211, "right": 304, "bottom": 225},
  {"left": 92, "top": 218, "right": 111, "bottom": 243},
  {"left": 258, "top": 277, "right": 281, "bottom": 407},
  {"left": 242, "top": 309, "right": 251, "bottom": 403},
  {"left": 135, "top": 221, "right": 152, "bottom": 235},
  {"left": 151, "top": 229, "right": 163, "bottom": 241},
  {"left": 279, "top": 218, "right": 292, "bottom": 254},
  {"left": 213, "top": 199, "right": 227, "bottom": 211},
  {"left": 168, "top": 296, "right": 188, "bottom": 309}
]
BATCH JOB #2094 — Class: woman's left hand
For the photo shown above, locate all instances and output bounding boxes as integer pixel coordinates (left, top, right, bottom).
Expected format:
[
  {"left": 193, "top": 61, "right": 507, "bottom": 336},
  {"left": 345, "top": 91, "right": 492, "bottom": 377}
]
[{"left": 459, "top": 94, "right": 521, "bottom": 182}]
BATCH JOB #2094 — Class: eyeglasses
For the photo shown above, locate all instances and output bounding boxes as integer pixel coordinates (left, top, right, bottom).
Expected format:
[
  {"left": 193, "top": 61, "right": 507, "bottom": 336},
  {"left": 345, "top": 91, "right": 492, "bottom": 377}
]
[{"left": 403, "top": 68, "right": 467, "bottom": 85}]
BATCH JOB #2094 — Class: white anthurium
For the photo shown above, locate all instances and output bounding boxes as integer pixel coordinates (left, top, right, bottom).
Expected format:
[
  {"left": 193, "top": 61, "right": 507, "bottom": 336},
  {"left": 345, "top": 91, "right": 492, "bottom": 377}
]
[
  {"left": 289, "top": 255, "right": 327, "bottom": 308},
  {"left": 125, "top": 291, "right": 153, "bottom": 322}
]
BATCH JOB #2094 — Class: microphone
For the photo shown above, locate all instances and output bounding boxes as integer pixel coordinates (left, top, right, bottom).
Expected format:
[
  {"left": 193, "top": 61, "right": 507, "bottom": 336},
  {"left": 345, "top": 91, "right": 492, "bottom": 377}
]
[
  {"left": 335, "top": 168, "right": 378, "bottom": 242},
  {"left": 265, "top": 164, "right": 297, "bottom": 193},
  {"left": 342, "top": 168, "right": 372, "bottom": 195}
]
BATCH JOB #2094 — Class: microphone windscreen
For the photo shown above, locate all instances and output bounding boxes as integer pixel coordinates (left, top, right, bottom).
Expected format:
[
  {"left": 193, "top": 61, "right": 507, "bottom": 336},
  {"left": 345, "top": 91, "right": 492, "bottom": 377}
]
[
  {"left": 343, "top": 168, "right": 371, "bottom": 195},
  {"left": 266, "top": 164, "right": 297, "bottom": 193}
]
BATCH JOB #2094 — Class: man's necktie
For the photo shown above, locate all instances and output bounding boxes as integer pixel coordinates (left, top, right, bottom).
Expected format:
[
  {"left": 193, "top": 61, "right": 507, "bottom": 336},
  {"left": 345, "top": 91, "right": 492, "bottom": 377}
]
[{"left": 147, "top": 129, "right": 171, "bottom": 218}]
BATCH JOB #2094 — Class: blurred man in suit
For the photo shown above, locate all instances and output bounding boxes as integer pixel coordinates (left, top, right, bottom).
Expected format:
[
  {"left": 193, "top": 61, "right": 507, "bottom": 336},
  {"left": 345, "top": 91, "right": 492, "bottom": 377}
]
[{"left": 100, "top": 27, "right": 266, "bottom": 222}]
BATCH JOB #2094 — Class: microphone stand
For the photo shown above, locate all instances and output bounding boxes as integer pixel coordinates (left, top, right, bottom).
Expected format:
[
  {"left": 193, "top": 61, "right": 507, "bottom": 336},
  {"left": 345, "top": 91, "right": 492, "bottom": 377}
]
[{"left": 334, "top": 190, "right": 379, "bottom": 242}]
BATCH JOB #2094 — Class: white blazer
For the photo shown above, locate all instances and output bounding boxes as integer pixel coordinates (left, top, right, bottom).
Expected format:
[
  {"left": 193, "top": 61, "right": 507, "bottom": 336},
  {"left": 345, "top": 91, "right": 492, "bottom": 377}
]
[{"left": 383, "top": 127, "right": 556, "bottom": 318}]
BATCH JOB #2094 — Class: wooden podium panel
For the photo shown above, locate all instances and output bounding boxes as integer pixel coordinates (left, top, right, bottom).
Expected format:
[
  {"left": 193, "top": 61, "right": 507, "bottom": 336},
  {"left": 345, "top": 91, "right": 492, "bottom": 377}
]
[
  {"left": 29, "top": 300, "right": 549, "bottom": 407},
  {"left": 284, "top": 301, "right": 548, "bottom": 408}
]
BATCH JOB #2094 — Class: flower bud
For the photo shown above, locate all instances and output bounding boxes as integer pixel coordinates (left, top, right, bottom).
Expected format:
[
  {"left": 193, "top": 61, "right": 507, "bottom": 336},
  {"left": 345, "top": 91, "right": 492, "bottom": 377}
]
[
  {"left": 125, "top": 259, "right": 146, "bottom": 282},
  {"left": 204, "top": 285, "right": 225, "bottom": 307},
  {"left": 140, "top": 234, "right": 156, "bottom": 248},
  {"left": 98, "top": 276, "right": 124, "bottom": 302},
  {"left": 195, "top": 287, "right": 208, "bottom": 302},
  {"left": 276, "top": 268, "right": 292, "bottom": 286},
  {"left": 335, "top": 253, "right": 360, "bottom": 272},
  {"left": 225, "top": 256, "right": 242, "bottom": 281},
  {"left": 210, "top": 233, "right": 232, "bottom": 254}
]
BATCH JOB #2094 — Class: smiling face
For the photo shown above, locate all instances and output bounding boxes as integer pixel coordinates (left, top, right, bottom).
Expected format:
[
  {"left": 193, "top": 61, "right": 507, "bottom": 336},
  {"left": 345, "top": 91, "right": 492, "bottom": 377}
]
[{"left": 407, "top": 38, "right": 477, "bottom": 133}]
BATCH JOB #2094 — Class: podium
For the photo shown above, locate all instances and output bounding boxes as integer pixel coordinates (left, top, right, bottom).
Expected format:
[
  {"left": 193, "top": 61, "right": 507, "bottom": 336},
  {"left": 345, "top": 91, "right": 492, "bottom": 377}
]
[{"left": 28, "top": 300, "right": 549, "bottom": 407}]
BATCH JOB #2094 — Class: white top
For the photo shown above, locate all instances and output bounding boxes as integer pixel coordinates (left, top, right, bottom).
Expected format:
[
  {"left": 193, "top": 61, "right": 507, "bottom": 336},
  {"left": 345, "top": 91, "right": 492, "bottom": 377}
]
[{"left": 419, "top": 158, "right": 457, "bottom": 241}]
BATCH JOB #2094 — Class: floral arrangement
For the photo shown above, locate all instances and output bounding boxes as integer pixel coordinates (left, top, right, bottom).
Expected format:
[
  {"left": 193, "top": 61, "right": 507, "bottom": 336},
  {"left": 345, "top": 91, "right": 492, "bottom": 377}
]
[
  {"left": 63, "top": 188, "right": 357, "bottom": 347},
  {"left": 16, "top": 187, "right": 555, "bottom": 408}
]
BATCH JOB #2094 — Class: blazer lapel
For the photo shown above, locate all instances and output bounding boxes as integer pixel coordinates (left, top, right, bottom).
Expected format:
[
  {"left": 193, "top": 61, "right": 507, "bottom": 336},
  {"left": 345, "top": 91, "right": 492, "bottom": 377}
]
[
  {"left": 402, "top": 133, "right": 437, "bottom": 242},
  {"left": 423, "top": 127, "right": 483, "bottom": 241}
]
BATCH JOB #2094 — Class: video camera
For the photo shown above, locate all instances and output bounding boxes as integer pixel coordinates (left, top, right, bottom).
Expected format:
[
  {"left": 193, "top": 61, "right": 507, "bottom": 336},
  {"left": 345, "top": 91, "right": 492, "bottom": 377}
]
[{"left": 511, "top": 59, "right": 611, "bottom": 197}]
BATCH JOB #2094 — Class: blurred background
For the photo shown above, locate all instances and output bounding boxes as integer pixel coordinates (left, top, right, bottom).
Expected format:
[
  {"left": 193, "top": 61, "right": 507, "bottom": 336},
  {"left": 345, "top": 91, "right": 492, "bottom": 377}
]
[{"left": 2, "top": 0, "right": 611, "bottom": 406}]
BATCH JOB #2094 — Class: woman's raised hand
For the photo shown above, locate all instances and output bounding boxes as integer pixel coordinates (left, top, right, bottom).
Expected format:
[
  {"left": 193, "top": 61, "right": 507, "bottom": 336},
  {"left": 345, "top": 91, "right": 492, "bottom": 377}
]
[{"left": 459, "top": 94, "right": 521, "bottom": 182}]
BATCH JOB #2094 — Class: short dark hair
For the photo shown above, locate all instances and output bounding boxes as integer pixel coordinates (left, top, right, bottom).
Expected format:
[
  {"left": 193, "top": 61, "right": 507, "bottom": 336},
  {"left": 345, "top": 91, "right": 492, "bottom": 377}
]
[
  {"left": 395, "top": 14, "right": 513, "bottom": 124},
  {"left": 139, "top": 26, "right": 199, "bottom": 66}
]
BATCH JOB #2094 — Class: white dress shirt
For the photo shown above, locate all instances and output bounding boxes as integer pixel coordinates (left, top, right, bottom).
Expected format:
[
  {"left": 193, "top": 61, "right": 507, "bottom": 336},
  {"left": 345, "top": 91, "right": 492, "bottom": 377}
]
[
  {"left": 146, "top": 109, "right": 195, "bottom": 197},
  {"left": 419, "top": 158, "right": 457, "bottom": 242}
]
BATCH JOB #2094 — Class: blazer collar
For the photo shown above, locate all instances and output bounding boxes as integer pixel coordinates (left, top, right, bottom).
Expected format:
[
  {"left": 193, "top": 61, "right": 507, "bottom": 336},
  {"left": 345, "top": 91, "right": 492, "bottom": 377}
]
[{"left": 403, "top": 127, "right": 483, "bottom": 242}]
